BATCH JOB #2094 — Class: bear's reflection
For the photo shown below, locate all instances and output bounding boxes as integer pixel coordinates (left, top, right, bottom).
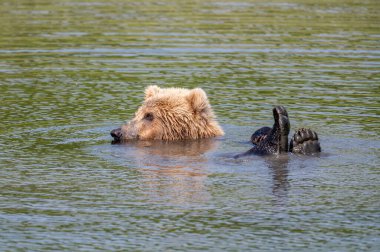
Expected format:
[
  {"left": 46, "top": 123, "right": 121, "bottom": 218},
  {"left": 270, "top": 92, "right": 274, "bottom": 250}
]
[
  {"left": 119, "top": 139, "right": 219, "bottom": 205},
  {"left": 117, "top": 138, "right": 292, "bottom": 205},
  {"left": 264, "top": 155, "right": 290, "bottom": 205},
  {"left": 131, "top": 138, "right": 218, "bottom": 158}
]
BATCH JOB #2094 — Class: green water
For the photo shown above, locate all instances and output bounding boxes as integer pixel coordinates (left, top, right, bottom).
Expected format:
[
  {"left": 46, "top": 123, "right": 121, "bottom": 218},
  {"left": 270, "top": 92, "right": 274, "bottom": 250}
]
[{"left": 1, "top": 0, "right": 379, "bottom": 251}]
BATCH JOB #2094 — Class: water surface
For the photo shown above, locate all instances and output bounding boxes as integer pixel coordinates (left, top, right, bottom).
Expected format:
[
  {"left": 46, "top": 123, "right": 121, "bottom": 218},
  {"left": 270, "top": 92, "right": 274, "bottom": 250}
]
[{"left": 0, "top": 0, "right": 379, "bottom": 251}]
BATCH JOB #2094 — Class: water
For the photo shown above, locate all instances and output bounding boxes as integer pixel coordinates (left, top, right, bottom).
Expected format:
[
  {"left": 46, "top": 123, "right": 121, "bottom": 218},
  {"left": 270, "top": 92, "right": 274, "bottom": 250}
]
[{"left": 1, "top": 0, "right": 379, "bottom": 250}]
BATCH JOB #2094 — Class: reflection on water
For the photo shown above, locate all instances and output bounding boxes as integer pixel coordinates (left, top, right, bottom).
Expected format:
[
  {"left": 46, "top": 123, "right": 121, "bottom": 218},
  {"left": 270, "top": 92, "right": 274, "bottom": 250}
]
[
  {"left": 1, "top": 0, "right": 379, "bottom": 250},
  {"left": 266, "top": 155, "right": 291, "bottom": 202},
  {"left": 140, "top": 167, "right": 210, "bottom": 205},
  {"left": 111, "top": 139, "right": 219, "bottom": 205}
]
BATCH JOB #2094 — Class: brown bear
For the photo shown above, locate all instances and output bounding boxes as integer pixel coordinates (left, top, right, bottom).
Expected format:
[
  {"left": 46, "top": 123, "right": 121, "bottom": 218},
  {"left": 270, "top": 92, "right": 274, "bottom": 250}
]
[{"left": 110, "top": 85, "right": 224, "bottom": 143}]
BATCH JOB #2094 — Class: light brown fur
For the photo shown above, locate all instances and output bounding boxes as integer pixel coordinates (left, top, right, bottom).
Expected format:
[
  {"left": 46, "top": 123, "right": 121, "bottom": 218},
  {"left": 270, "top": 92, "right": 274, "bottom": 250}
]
[{"left": 119, "top": 85, "right": 224, "bottom": 141}]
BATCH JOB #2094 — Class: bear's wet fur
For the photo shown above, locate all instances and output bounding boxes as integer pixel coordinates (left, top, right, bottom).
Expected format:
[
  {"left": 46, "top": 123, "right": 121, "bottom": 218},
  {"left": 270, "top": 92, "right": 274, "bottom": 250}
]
[
  {"left": 111, "top": 85, "right": 224, "bottom": 143},
  {"left": 236, "top": 106, "right": 321, "bottom": 157},
  {"left": 110, "top": 87, "right": 320, "bottom": 157}
]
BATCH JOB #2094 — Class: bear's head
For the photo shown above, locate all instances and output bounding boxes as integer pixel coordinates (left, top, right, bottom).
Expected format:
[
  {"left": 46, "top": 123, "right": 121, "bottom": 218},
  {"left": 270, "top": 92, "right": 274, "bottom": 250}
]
[{"left": 111, "top": 85, "right": 224, "bottom": 143}]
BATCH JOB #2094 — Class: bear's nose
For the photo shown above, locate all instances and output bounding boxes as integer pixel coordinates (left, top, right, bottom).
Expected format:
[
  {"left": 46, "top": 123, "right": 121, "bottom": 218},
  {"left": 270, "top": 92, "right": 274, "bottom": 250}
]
[{"left": 110, "top": 128, "right": 122, "bottom": 140}]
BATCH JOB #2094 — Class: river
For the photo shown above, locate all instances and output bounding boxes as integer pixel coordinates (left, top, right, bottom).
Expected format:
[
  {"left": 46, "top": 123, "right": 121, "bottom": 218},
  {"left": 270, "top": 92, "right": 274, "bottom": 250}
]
[{"left": 0, "top": 0, "right": 379, "bottom": 251}]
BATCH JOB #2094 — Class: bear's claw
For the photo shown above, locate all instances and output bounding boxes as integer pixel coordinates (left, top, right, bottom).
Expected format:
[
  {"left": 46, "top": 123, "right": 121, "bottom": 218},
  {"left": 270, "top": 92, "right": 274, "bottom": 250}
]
[
  {"left": 290, "top": 128, "right": 321, "bottom": 154},
  {"left": 251, "top": 126, "right": 271, "bottom": 145}
]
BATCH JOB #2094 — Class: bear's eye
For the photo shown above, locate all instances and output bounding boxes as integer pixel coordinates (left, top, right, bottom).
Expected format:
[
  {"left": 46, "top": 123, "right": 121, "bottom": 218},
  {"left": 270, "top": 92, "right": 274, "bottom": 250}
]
[{"left": 144, "top": 113, "right": 154, "bottom": 121}]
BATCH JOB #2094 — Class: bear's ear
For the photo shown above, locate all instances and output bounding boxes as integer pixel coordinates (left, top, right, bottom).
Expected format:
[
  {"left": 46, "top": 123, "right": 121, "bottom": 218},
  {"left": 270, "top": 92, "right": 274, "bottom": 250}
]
[
  {"left": 187, "top": 88, "right": 209, "bottom": 114},
  {"left": 145, "top": 85, "right": 160, "bottom": 100}
]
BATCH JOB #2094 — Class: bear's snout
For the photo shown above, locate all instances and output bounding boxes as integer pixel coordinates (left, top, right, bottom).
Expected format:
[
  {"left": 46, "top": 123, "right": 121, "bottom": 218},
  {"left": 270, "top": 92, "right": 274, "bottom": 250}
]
[{"left": 110, "top": 128, "right": 122, "bottom": 143}]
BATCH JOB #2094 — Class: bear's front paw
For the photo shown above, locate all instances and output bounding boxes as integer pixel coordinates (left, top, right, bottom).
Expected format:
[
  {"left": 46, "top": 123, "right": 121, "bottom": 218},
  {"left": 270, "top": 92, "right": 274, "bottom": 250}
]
[
  {"left": 290, "top": 128, "right": 321, "bottom": 154},
  {"left": 251, "top": 126, "right": 271, "bottom": 145}
]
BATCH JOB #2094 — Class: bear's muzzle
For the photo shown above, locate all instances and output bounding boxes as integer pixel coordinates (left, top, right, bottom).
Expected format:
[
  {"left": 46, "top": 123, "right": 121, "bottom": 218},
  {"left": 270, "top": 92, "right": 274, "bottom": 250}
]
[{"left": 110, "top": 128, "right": 122, "bottom": 144}]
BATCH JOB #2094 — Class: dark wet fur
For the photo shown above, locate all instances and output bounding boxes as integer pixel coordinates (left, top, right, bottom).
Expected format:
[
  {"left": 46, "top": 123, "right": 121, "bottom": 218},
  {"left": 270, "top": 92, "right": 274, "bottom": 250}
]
[
  {"left": 290, "top": 128, "right": 321, "bottom": 154},
  {"left": 251, "top": 126, "right": 271, "bottom": 145},
  {"left": 236, "top": 106, "right": 321, "bottom": 158}
]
